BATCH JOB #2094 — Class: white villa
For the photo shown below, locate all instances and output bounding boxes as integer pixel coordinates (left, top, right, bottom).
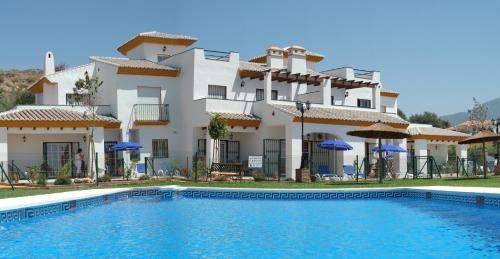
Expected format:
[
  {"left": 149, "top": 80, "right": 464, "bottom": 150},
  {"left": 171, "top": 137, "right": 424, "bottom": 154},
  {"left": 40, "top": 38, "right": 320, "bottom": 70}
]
[{"left": 0, "top": 31, "right": 471, "bottom": 180}]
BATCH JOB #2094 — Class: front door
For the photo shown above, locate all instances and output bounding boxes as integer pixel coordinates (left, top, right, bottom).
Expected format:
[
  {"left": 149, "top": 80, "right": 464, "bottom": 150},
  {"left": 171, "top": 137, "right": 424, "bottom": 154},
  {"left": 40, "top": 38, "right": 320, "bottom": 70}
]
[{"left": 43, "top": 142, "right": 75, "bottom": 178}]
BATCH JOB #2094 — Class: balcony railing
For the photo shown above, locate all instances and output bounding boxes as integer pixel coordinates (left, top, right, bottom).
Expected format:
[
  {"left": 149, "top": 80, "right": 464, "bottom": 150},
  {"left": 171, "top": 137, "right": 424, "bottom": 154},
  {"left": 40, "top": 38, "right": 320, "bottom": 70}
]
[
  {"left": 133, "top": 104, "right": 169, "bottom": 125},
  {"left": 204, "top": 50, "right": 231, "bottom": 61}
]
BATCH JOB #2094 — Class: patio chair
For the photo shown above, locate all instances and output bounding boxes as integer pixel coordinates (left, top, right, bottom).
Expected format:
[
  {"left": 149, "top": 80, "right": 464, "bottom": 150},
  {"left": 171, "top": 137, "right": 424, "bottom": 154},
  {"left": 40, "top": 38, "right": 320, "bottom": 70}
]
[
  {"left": 343, "top": 165, "right": 355, "bottom": 179},
  {"left": 316, "top": 165, "right": 337, "bottom": 181},
  {"left": 136, "top": 163, "right": 145, "bottom": 175}
]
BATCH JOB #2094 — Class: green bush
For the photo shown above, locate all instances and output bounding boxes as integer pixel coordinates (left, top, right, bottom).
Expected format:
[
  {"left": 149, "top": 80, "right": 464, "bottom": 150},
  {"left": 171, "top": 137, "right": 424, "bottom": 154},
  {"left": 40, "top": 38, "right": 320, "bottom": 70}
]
[
  {"left": 54, "top": 175, "right": 72, "bottom": 185},
  {"left": 37, "top": 173, "right": 47, "bottom": 186},
  {"left": 27, "top": 166, "right": 40, "bottom": 184},
  {"left": 99, "top": 175, "right": 112, "bottom": 182},
  {"left": 59, "top": 162, "right": 71, "bottom": 178},
  {"left": 252, "top": 171, "right": 266, "bottom": 182}
]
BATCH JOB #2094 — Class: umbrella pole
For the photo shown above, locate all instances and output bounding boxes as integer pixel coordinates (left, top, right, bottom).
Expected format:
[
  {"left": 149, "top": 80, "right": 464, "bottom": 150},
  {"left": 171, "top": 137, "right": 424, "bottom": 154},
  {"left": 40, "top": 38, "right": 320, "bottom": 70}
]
[
  {"left": 378, "top": 138, "right": 383, "bottom": 183},
  {"left": 483, "top": 141, "right": 487, "bottom": 179}
]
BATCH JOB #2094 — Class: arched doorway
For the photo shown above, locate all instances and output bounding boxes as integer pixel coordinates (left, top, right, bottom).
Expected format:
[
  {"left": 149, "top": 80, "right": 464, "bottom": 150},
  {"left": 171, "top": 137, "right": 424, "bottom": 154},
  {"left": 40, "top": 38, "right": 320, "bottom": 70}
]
[{"left": 306, "top": 132, "right": 344, "bottom": 176}]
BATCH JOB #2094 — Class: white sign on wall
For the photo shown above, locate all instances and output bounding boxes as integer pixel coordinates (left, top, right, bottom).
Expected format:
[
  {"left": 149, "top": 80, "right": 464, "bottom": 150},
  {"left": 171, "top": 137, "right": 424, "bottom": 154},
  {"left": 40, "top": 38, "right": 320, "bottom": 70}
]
[{"left": 248, "top": 156, "right": 263, "bottom": 168}]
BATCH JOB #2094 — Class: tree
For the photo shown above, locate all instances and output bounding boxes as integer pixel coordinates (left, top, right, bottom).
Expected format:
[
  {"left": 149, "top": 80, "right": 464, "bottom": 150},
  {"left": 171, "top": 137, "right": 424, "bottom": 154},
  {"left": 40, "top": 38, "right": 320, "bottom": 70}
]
[
  {"left": 15, "top": 89, "right": 35, "bottom": 105},
  {"left": 208, "top": 114, "right": 228, "bottom": 166},
  {"left": 74, "top": 71, "right": 103, "bottom": 180},
  {"left": 397, "top": 108, "right": 407, "bottom": 120},
  {"left": 409, "top": 111, "right": 450, "bottom": 128},
  {"left": 468, "top": 97, "right": 488, "bottom": 132}
]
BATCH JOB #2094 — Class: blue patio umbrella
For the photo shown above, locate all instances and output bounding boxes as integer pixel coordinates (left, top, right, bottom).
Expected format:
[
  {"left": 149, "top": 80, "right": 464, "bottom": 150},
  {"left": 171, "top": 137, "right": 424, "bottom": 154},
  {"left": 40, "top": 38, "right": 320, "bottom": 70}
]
[
  {"left": 372, "top": 144, "right": 406, "bottom": 153},
  {"left": 317, "top": 139, "right": 353, "bottom": 151},
  {"left": 110, "top": 141, "right": 143, "bottom": 151},
  {"left": 317, "top": 140, "right": 353, "bottom": 173}
]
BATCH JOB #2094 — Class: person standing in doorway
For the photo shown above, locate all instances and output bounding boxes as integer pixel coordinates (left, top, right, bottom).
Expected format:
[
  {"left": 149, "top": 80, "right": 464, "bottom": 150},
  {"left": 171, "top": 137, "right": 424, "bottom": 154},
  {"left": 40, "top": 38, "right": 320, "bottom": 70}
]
[{"left": 75, "top": 148, "right": 84, "bottom": 178}]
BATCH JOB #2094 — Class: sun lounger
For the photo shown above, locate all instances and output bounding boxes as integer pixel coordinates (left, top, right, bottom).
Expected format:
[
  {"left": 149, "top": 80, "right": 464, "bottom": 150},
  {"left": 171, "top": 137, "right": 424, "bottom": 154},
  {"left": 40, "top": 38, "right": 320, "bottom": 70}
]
[{"left": 316, "top": 165, "right": 337, "bottom": 181}]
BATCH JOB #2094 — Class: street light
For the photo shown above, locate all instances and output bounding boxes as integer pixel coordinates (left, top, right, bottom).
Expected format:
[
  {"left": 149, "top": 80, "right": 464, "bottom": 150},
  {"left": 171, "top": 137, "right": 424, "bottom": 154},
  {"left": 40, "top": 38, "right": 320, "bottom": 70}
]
[{"left": 296, "top": 100, "right": 311, "bottom": 169}]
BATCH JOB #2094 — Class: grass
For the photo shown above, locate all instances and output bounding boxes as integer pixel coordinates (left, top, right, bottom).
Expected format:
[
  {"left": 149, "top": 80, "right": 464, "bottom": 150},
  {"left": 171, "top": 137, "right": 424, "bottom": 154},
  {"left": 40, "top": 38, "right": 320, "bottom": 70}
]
[{"left": 0, "top": 176, "right": 499, "bottom": 199}]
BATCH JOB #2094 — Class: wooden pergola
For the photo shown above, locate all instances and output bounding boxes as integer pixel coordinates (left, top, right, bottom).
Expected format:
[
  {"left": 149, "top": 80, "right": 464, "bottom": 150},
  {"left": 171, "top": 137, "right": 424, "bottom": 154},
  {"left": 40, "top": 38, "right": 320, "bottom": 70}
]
[{"left": 239, "top": 68, "right": 377, "bottom": 89}]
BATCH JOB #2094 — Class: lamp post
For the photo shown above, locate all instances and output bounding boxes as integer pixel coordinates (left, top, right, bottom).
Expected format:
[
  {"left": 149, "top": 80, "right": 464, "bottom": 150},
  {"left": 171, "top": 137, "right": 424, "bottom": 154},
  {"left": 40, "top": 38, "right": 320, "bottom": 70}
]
[{"left": 296, "top": 100, "right": 311, "bottom": 169}]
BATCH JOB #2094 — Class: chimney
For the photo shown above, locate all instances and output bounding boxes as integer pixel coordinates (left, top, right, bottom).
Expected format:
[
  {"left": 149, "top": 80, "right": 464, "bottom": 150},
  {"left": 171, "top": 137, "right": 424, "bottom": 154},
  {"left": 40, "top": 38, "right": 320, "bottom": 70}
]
[
  {"left": 44, "top": 51, "right": 55, "bottom": 75},
  {"left": 266, "top": 46, "right": 284, "bottom": 69},
  {"left": 287, "top": 45, "right": 307, "bottom": 74}
]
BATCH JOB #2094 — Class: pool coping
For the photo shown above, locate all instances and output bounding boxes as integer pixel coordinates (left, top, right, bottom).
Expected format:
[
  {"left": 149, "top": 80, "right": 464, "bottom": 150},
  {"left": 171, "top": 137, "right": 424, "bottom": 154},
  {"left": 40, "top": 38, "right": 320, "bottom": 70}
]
[{"left": 0, "top": 186, "right": 499, "bottom": 223}]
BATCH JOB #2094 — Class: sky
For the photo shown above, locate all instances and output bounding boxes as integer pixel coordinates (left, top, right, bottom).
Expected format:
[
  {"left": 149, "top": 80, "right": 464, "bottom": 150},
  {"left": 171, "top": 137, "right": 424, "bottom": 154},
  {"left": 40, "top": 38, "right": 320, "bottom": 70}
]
[{"left": 1, "top": 0, "right": 499, "bottom": 116}]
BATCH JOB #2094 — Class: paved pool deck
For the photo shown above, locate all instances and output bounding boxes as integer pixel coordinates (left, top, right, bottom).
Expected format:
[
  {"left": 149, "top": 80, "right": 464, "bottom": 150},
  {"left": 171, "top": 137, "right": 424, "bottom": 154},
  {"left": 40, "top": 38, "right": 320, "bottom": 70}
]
[{"left": 0, "top": 186, "right": 499, "bottom": 212}]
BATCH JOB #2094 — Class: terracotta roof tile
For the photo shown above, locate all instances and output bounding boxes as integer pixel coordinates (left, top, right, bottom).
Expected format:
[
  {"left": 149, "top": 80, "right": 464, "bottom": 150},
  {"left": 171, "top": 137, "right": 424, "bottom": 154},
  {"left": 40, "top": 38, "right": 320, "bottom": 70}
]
[
  {"left": 408, "top": 126, "right": 470, "bottom": 137},
  {"left": 90, "top": 56, "right": 178, "bottom": 71},
  {"left": 270, "top": 104, "right": 408, "bottom": 125},
  {"left": 0, "top": 108, "right": 120, "bottom": 128},
  {"left": 209, "top": 112, "right": 261, "bottom": 121}
]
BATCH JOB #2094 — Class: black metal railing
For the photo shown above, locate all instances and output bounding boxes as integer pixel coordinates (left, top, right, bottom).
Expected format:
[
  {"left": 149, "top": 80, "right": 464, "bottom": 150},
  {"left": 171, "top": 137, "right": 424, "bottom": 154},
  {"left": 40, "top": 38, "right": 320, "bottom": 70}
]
[
  {"left": 133, "top": 104, "right": 169, "bottom": 122},
  {"left": 204, "top": 50, "right": 231, "bottom": 61},
  {"left": 353, "top": 69, "right": 374, "bottom": 79}
]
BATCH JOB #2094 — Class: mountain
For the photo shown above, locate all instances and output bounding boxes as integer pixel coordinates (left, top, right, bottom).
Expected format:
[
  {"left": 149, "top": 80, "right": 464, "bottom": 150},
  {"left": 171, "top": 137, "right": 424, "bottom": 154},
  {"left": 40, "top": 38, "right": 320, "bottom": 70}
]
[{"left": 440, "top": 97, "right": 500, "bottom": 125}]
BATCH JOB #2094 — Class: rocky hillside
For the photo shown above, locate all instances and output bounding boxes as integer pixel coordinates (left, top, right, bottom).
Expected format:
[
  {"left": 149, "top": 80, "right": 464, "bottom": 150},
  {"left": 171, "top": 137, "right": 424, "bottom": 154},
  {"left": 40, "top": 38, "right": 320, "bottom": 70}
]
[{"left": 0, "top": 69, "right": 43, "bottom": 110}]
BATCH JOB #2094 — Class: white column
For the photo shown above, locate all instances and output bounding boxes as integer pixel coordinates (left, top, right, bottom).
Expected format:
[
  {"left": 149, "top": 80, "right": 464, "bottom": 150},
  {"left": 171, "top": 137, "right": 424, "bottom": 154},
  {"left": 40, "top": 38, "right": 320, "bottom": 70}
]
[
  {"left": 205, "top": 130, "right": 214, "bottom": 167},
  {"left": 263, "top": 72, "right": 272, "bottom": 103},
  {"left": 285, "top": 123, "right": 302, "bottom": 179},
  {"left": 0, "top": 127, "right": 8, "bottom": 179},
  {"left": 321, "top": 78, "right": 332, "bottom": 107},
  {"left": 372, "top": 85, "right": 381, "bottom": 111},
  {"left": 93, "top": 127, "right": 105, "bottom": 179},
  {"left": 414, "top": 139, "right": 428, "bottom": 175},
  {"left": 394, "top": 139, "right": 407, "bottom": 178},
  {"left": 289, "top": 82, "right": 299, "bottom": 102}
]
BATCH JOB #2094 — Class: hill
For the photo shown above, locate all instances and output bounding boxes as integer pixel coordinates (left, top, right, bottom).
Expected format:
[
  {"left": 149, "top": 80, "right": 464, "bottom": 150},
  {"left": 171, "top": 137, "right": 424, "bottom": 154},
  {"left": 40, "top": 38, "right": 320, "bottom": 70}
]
[
  {"left": 441, "top": 97, "right": 500, "bottom": 125},
  {"left": 0, "top": 69, "right": 43, "bottom": 110}
]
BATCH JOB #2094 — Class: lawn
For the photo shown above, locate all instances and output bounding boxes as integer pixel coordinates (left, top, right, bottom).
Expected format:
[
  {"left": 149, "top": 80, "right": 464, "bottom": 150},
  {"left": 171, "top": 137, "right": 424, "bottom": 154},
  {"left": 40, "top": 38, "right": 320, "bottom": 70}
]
[{"left": 0, "top": 176, "right": 499, "bottom": 199}]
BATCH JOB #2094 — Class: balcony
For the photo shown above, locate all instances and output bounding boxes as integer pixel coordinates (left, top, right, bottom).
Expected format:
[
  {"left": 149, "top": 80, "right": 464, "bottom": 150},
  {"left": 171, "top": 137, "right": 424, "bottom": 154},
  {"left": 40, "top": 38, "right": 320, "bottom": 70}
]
[{"left": 133, "top": 104, "right": 169, "bottom": 126}]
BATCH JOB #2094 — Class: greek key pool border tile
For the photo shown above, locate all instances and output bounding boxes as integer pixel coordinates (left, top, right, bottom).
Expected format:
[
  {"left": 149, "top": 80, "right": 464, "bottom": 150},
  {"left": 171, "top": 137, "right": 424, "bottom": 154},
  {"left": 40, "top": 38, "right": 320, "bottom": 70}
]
[{"left": 180, "top": 190, "right": 411, "bottom": 200}]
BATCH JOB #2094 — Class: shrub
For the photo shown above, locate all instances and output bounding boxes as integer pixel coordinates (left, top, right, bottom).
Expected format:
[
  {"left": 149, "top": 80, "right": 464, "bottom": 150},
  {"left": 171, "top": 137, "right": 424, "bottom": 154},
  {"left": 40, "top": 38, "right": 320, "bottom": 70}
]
[
  {"left": 54, "top": 175, "right": 72, "bottom": 185},
  {"left": 59, "top": 162, "right": 71, "bottom": 178},
  {"left": 252, "top": 171, "right": 266, "bottom": 182},
  {"left": 27, "top": 166, "right": 40, "bottom": 184},
  {"left": 284, "top": 177, "right": 295, "bottom": 182},
  {"left": 37, "top": 173, "right": 47, "bottom": 186},
  {"left": 139, "top": 175, "right": 150, "bottom": 181},
  {"left": 99, "top": 175, "right": 112, "bottom": 182}
]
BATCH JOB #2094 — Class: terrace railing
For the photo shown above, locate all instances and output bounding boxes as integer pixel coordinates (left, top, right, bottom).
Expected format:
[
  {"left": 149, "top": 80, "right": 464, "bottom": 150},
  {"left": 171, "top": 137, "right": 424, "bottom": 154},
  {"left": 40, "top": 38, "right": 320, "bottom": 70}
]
[
  {"left": 133, "top": 104, "right": 169, "bottom": 125},
  {"left": 204, "top": 50, "right": 231, "bottom": 62}
]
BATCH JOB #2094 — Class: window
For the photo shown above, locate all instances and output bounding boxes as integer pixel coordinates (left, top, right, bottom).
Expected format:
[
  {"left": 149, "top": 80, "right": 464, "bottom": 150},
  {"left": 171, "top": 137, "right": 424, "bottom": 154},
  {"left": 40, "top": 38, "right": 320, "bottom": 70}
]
[
  {"left": 271, "top": 90, "right": 278, "bottom": 100},
  {"left": 66, "top": 93, "right": 90, "bottom": 105},
  {"left": 152, "top": 139, "right": 169, "bottom": 158},
  {"left": 357, "top": 99, "right": 371, "bottom": 108},
  {"left": 331, "top": 96, "right": 335, "bottom": 105},
  {"left": 256, "top": 89, "right": 277, "bottom": 101},
  {"left": 157, "top": 54, "right": 170, "bottom": 63},
  {"left": 208, "top": 85, "right": 226, "bottom": 99},
  {"left": 256, "top": 89, "right": 264, "bottom": 101}
]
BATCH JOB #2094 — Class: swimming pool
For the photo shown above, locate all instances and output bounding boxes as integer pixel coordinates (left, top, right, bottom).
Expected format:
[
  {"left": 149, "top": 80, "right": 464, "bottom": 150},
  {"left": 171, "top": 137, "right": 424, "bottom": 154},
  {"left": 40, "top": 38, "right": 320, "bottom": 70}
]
[{"left": 0, "top": 188, "right": 499, "bottom": 258}]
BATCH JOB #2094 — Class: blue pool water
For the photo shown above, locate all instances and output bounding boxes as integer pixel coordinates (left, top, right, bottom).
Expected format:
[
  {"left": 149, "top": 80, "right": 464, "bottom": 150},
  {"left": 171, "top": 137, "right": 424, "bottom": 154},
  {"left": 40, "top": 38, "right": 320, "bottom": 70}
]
[{"left": 1, "top": 196, "right": 499, "bottom": 258}]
